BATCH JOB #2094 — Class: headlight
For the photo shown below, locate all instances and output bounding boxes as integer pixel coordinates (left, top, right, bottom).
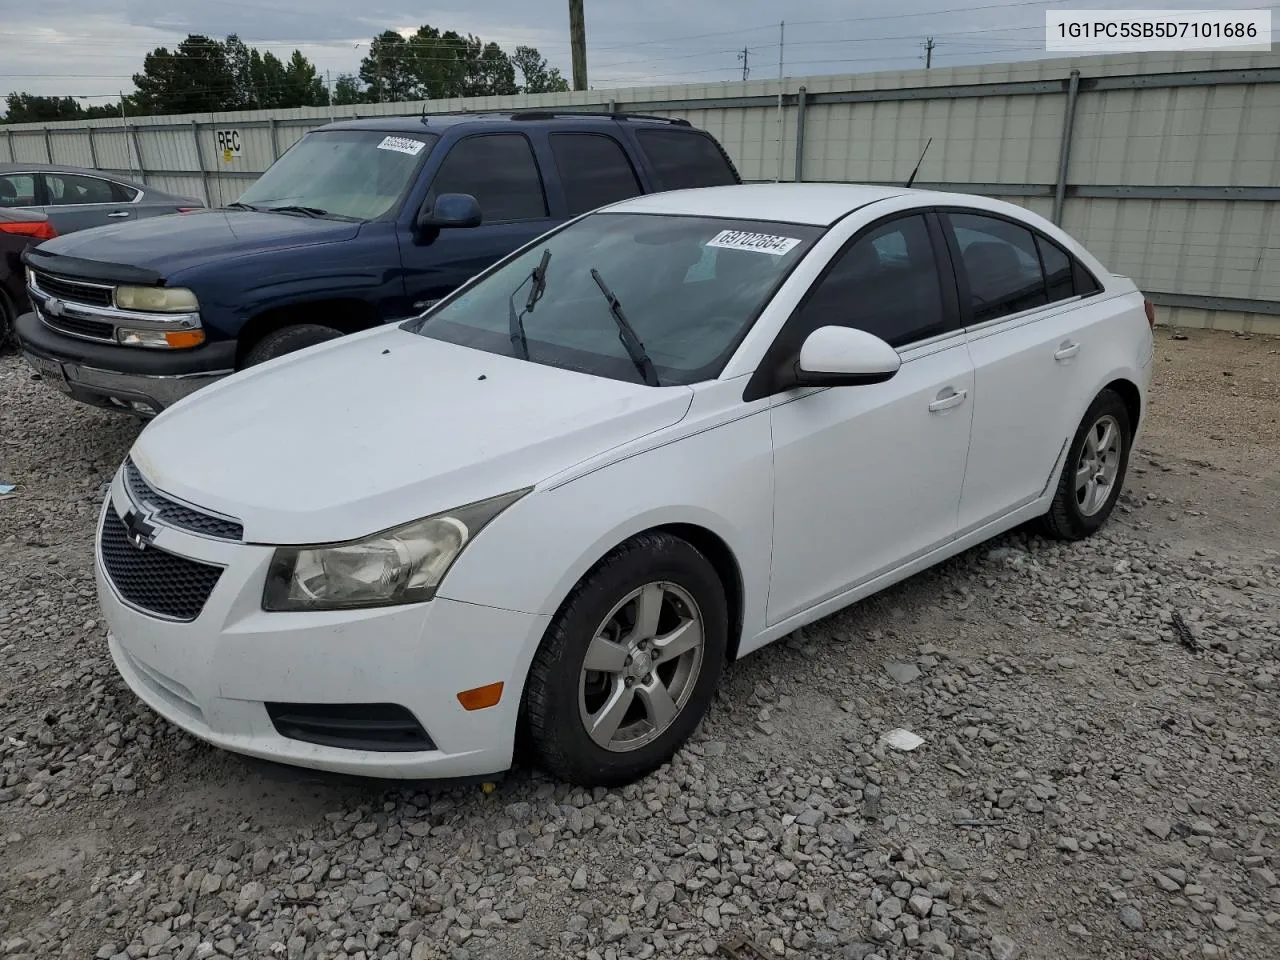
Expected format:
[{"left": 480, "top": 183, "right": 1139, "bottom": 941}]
[
  {"left": 115, "top": 285, "right": 199, "bottom": 313},
  {"left": 117, "top": 327, "right": 206, "bottom": 349},
  {"left": 262, "top": 489, "right": 529, "bottom": 611}
]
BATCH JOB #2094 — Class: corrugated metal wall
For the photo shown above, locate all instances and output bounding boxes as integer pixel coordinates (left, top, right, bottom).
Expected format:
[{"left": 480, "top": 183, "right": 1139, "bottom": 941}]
[{"left": 3, "top": 50, "right": 1278, "bottom": 333}]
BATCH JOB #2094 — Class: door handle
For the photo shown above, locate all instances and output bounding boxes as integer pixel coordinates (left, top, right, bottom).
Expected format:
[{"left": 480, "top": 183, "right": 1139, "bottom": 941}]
[
  {"left": 928, "top": 387, "right": 968, "bottom": 413},
  {"left": 108, "top": 211, "right": 131, "bottom": 218},
  {"left": 1054, "top": 340, "right": 1080, "bottom": 361}
]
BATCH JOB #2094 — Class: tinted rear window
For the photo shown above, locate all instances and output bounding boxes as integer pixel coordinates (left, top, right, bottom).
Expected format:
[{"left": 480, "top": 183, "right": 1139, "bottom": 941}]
[{"left": 636, "top": 130, "right": 738, "bottom": 190}]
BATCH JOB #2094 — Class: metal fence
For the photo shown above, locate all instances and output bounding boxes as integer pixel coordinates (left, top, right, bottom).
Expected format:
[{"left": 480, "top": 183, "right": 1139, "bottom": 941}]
[{"left": 4, "top": 50, "right": 1279, "bottom": 334}]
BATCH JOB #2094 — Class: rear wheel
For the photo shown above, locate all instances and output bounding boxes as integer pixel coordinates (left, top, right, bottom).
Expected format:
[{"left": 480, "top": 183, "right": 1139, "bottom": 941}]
[
  {"left": 243, "top": 324, "right": 344, "bottom": 367},
  {"left": 1039, "top": 389, "right": 1132, "bottom": 540},
  {"left": 523, "top": 532, "right": 727, "bottom": 786}
]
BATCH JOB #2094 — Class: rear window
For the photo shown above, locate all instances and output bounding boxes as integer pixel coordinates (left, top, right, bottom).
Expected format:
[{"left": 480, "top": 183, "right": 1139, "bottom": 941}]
[{"left": 635, "top": 129, "right": 738, "bottom": 191}]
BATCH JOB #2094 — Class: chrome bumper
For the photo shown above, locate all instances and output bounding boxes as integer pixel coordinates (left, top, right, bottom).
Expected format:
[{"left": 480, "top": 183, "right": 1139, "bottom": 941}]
[{"left": 21, "top": 348, "right": 230, "bottom": 417}]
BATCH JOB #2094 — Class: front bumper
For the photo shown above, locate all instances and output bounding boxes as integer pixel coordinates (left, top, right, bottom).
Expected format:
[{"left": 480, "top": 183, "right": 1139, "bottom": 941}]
[
  {"left": 15, "top": 310, "right": 234, "bottom": 416},
  {"left": 94, "top": 471, "right": 550, "bottom": 778}
]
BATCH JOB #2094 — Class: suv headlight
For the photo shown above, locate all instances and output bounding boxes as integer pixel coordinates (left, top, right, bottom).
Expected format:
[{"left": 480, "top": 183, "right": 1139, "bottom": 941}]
[
  {"left": 262, "top": 489, "right": 529, "bottom": 611},
  {"left": 115, "top": 285, "right": 199, "bottom": 312}
]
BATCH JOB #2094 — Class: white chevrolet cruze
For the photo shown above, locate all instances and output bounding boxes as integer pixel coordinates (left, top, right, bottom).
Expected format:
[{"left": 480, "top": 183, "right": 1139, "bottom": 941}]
[{"left": 97, "top": 183, "right": 1155, "bottom": 786}]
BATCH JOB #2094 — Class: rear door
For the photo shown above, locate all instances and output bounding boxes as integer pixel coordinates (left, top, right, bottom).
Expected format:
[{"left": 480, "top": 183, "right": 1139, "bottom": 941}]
[
  {"left": 39, "top": 172, "right": 138, "bottom": 233},
  {"left": 943, "top": 209, "right": 1108, "bottom": 532},
  {"left": 397, "top": 132, "right": 558, "bottom": 316}
]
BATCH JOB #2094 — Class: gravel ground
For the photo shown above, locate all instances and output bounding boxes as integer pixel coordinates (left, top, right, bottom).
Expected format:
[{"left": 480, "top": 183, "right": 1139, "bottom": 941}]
[{"left": 1, "top": 327, "right": 1278, "bottom": 960}]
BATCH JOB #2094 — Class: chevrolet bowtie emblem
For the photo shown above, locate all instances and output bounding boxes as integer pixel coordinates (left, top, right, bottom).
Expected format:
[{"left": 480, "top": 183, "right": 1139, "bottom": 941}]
[
  {"left": 44, "top": 297, "right": 65, "bottom": 318},
  {"left": 121, "top": 508, "right": 157, "bottom": 550}
]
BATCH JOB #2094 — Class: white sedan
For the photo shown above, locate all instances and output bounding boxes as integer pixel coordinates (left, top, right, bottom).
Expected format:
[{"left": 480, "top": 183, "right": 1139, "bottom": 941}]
[{"left": 96, "top": 183, "right": 1155, "bottom": 786}]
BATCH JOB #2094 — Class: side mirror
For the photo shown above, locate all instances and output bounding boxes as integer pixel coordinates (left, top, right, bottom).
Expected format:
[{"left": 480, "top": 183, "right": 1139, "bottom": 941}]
[
  {"left": 791, "top": 325, "right": 901, "bottom": 387},
  {"left": 417, "top": 193, "right": 482, "bottom": 230}
]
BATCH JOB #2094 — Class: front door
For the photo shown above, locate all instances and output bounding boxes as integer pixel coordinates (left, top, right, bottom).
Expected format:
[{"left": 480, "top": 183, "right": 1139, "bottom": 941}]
[
  {"left": 766, "top": 212, "right": 974, "bottom": 624},
  {"left": 39, "top": 172, "right": 136, "bottom": 233},
  {"left": 396, "top": 133, "right": 559, "bottom": 317}
]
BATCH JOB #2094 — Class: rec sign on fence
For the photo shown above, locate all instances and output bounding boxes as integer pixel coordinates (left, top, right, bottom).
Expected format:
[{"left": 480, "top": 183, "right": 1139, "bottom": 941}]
[{"left": 214, "top": 129, "right": 242, "bottom": 162}]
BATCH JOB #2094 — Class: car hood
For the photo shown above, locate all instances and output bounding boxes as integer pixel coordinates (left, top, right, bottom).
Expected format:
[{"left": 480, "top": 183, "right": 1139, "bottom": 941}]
[
  {"left": 129, "top": 327, "right": 694, "bottom": 544},
  {"left": 29, "top": 209, "right": 360, "bottom": 281}
]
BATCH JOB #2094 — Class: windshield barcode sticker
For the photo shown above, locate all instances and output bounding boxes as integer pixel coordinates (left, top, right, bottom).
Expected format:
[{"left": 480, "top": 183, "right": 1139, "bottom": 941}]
[
  {"left": 377, "top": 136, "right": 428, "bottom": 156},
  {"left": 705, "top": 229, "right": 801, "bottom": 256}
]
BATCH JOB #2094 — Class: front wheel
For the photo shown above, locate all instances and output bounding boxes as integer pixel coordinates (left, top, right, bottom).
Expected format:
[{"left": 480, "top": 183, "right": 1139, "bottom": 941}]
[
  {"left": 523, "top": 532, "right": 727, "bottom": 786},
  {"left": 1039, "top": 389, "right": 1133, "bottom": 540},
  {"left": 243, "top": 324, "right": 344, "bottom": 367}
]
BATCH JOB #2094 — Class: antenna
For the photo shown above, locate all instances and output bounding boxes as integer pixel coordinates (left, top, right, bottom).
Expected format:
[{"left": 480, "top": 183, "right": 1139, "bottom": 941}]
[{"left": 904, "top": 137, "right": 932, "bottom": 188}]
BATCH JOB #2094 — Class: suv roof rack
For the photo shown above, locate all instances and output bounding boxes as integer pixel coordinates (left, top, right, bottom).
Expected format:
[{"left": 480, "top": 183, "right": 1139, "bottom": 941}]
[{"left": 505, "top": 110, "right": 692, "bottom": 127}]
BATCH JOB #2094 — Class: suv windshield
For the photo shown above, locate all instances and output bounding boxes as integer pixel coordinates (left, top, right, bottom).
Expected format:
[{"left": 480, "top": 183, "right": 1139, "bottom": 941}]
[
  {"left": 237, "top": 130, "right": 437, "bottom": 220},
  {"left": 411, "top": 212, "right": 821, "bottom": 386}
]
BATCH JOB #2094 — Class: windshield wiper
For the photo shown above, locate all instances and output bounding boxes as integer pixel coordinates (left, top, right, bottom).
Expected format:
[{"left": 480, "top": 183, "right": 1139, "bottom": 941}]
[
  {"left": 508, "top": 249, "right": 551, "bottom": 361},
  {"left": 589, "top": 268, "right": 660, "bottom": 387},
  {"left": 263, "top": 204, "right": 331, "bottom": 219},
  {"left": 223, "top": 201, "right": 259, "bottom": 211}
]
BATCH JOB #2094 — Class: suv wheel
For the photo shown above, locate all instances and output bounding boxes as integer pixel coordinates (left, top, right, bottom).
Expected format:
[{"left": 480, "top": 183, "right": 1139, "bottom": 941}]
[
  {"left": 243, "top": 324, "right": 344, "bottom": 366},
  {"left": 523, "top": 532, "right": 727, "bottom": 786}
]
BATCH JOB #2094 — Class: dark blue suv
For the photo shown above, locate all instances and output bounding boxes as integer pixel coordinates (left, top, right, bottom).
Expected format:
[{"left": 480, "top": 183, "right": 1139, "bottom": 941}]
[{"left": 15, "top": 112, "right": 740, "bottom": 416}]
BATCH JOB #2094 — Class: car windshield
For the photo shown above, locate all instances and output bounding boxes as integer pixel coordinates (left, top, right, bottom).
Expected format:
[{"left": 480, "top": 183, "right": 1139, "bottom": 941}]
[
  {"left": 410, "top": 212, "right": 822, "bottom": 386},
  {"left": 236, "top": 130, "right": 437, "bottom": 220}
]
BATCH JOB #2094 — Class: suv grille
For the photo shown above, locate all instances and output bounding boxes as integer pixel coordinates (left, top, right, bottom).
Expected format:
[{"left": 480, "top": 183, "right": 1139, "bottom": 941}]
[
  {"left": 34, "top": 271, "right": 115, "bottom": 308},
  {"left": 99, "top": 503, "right": 223, "bottom": 621},
  {"left": 41, "top": 313, "right": 116, "bottom": 342},
  {"left": 124, "top": 459, "right": 244, "bottom": 542}
]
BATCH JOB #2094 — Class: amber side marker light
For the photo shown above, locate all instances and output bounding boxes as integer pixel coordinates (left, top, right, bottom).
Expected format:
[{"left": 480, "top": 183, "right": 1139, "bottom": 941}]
[
  {"left": 457, "top": 682, "right": 504, "bottom": 711},
  {"left": 165, "top": 329, "right": 206, "bottom": 348}
]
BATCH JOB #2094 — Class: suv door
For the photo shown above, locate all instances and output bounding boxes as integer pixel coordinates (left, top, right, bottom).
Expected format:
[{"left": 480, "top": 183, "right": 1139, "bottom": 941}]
[
  {"left": 39, "top": 172, "right": 137, "bottom": 233},
  {"left": 397, "top": 133, "right": 558, "bottom": 315},
  {"left": 942, "top": 210, "right": 1106, "bottom": 532},
  {"left": 762, "top": 211, "right": 974, "bottom": 624}
]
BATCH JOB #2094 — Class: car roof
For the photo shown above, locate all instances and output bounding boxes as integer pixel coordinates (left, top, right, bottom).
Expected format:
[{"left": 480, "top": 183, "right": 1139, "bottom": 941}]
[
  {"left": 604, "top": 183, "right": 914, "bottom": 227},
  {"left": 317, "top": 112, "right": 693, "bottom": 135}
]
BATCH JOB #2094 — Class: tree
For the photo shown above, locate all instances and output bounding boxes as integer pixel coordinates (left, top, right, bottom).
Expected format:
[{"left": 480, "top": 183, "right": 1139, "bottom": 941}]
[
  {"left": 511, "top": 46, "right": 570, "bottom": 94},
  {"left": 132, "top": 35, "right": 236, "bottom": 114},
  {"left": 3, "top": 93, "right": 86, "bottom": 123},
  {"left": 282, "top": 51, "right": 328, "bottom": 107},
  {"left": 359, "top": 31, "right": 422, "bottom": 102},
  {"left": 332, "top": 73, "right": 367, "bottom": 105},
  {"left": 463, "top": 41, "right": 518, "bottom": 97}
]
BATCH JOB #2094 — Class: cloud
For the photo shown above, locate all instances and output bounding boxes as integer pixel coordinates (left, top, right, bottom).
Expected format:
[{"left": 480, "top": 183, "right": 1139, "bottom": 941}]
[{"left": 0, "top": 0, "right": 1124, "bottom": 106}]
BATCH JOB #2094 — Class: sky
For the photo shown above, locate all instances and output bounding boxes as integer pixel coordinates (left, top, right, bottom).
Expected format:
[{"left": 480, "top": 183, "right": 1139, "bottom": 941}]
[{"left": 1, "top": 0, "right": 1274, "bottom": 105}]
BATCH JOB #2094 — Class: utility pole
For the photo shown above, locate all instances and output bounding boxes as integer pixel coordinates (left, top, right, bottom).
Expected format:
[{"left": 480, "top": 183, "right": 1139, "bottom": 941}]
[
  {"left": 737, "top": 47, "right": 750, "bottom": 82},
  {"left": 119, "top": 90, "right": 137, "bottom": 181},
  {"left": 925, "top": 37, "right": 935, "bottom": 69},
  {"left": 775, "top": 21, "right": 785, "bottom": 182},
  {"left": 569, "top": 0, "right": 588, "bottom": 91}
]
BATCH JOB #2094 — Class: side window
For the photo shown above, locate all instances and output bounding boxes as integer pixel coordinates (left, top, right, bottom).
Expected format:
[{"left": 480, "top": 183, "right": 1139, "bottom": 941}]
[
  {"left": 948, "top": 213, "right": 1048, "bottom": 323},
  {"left": 427, "top": 134, "right": 547, "bottom": 223},
  {"left": 635, "top": 129, "right": 738, "bottom": 191},
  {"left": 550, "top": 133, "right": 642, "bottom": 216},
  {"left": 796, "top": 214, "right": 949, "bottom": 348},
  {"left": 110, "top": 181, "right": 140, "bottom": 203},
  {"left": 0, "top": 174, "right": 37, "bottom": 207},
  {"left": 45, "top": 174, "right": 117, "bottom": 205},
  {"left": 1037, "top": 235, "right": 1075, "bottom": 303}
]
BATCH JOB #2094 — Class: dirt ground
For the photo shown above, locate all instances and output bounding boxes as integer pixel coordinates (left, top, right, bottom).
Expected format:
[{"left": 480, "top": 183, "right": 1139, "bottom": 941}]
[{"left": 0, "top": 326, "right": 1277, "bottom": 960}]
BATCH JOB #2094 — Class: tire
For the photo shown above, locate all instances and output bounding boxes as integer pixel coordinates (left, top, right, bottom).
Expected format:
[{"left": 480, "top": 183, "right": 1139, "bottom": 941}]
[
  {"left": 1039, "top": 389, "right": 1133, "bottom": 541},
  {"left": 243, "top": 324, "right": 344, "bottom": 367},
  {"left": 523, "top": 532, "right": 728, "bottom": 787}
]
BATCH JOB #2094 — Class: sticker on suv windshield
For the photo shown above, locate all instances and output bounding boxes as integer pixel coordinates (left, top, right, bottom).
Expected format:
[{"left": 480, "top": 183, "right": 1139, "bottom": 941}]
[
  {"left": 705, "top": 229, "right": 801, "bottom": 256},
  {"left": 377, "top": 136, "right": 428, "bottom": 156}
]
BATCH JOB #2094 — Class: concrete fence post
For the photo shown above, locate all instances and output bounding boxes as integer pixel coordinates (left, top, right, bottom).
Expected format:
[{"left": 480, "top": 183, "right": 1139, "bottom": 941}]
[
  {"left": 191, "top": 120, "right": 212, "bottom": 206},
  {"left": 794, "top": 86, "right": 808, "bottom": 182},
  {"left": 86, "top": 125, "right": 99, "bottom": 168}
]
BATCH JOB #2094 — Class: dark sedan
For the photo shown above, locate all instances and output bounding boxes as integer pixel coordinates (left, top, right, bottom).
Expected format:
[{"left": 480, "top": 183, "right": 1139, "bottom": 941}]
[
  {"left": 0, "top": 163, "right": 203, "bottom": 234},
  {"left": 0, "top": 207, "right": 55, "bottom": 346}
]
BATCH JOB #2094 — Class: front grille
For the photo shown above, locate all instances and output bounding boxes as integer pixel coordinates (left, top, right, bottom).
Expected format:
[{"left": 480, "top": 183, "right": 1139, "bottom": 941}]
[
  {"left": 124, "top": 459, "right": 244, "bottom": 542},
  {"left": 34, "top": 271, "right": 114, "bottom": 308},
  {"left": 266, "top": 703, "right": 436, "bottom": 752},
  {"left": 99, "top": 503, "right": 223, "bottom": 621},
  {"left": 42, "top": 313, "right": 115, "bottom": 342}
]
